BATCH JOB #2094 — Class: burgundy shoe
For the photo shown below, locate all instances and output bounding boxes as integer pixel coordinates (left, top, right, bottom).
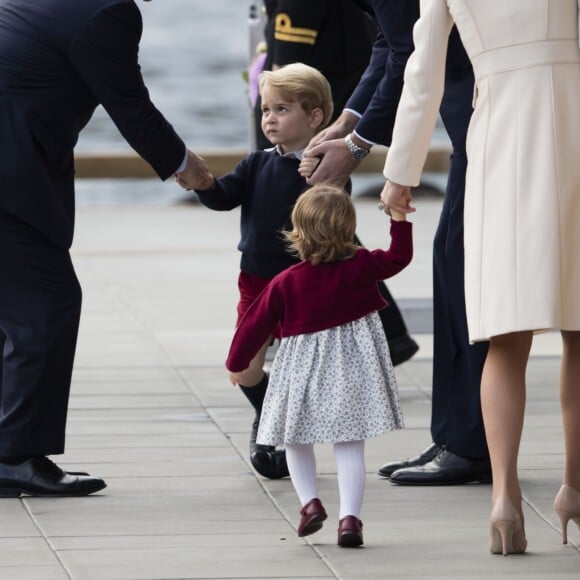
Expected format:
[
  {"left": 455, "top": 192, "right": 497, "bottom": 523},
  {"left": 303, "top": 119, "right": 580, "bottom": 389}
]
[
  {"left": 297, "top": 498, "right": 327, "bottom": 537},
  {"left": 337, "top": 515, "right": 363, "bottom": 547}
]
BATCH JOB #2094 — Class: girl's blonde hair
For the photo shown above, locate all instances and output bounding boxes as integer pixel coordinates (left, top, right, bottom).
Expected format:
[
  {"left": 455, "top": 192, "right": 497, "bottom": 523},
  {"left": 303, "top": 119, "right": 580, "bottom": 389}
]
[
  {"left": 259, "top": 63, "right": 334, "bottom": 130},
  {"left": 284, "top": 183, "right": 358, "bottom": 265}
]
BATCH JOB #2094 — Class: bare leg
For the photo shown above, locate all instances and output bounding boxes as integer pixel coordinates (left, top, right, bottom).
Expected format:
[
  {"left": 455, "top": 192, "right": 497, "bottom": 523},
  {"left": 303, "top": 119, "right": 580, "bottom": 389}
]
[
  {"left": 480, "top": 331, "right": 533, "bottom": 506},
  {"left": 560, "top": 331, "right": 580, "bottom": 490}
]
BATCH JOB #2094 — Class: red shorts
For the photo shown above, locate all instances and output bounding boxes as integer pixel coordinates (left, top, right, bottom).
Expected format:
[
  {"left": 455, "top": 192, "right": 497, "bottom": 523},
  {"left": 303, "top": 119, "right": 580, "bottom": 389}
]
[{"left": 236, "top": 271, "right": 281, "bottom": 339}]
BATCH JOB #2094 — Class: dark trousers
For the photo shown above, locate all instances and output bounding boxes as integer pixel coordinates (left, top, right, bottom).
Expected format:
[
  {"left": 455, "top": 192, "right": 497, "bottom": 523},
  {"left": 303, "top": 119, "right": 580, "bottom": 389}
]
[
  {"left": 430, "top": 152, "right": 489, "bottom": 459},
  {"left": 0, "top": 211, "right": 82, "bottom": 457}
]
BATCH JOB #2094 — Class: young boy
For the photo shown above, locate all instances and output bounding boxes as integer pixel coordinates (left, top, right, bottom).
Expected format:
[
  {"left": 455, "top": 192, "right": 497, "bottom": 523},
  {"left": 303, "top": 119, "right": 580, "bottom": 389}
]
[{"left": 194, "top": 63, "right": 333, "bottom": 479}]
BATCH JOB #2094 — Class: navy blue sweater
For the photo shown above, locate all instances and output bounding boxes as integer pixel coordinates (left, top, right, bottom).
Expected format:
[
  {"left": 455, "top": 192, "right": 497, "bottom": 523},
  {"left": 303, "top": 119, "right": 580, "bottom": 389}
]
[{"left": 195, "top": 150, "right": 308, "bottom": 278}]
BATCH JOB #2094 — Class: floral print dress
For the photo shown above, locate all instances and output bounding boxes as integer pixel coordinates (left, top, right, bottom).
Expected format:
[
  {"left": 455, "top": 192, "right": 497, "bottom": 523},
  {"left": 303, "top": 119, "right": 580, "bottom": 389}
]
[{"left": 257, "top": 311, "right": 404, "bottom": 446}]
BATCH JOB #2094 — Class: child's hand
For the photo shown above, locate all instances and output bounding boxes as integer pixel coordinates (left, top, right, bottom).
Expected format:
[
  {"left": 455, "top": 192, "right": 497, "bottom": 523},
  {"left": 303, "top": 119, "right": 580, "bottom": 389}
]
[
  {"left": 298, "top": 155, "right": 322, "bottom": 178},
  {"left": 388, "top": 208, "right": 406, "bottom": 221},
  {"left": 228, "top": 371, "right": 241, "bottom": 386}
]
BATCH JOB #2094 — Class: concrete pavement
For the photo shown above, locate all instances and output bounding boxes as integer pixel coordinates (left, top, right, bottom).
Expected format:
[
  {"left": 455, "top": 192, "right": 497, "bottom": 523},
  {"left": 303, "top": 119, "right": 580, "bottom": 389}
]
[{"left": 0, "top": 190, "right": 578, "bottom": 579}]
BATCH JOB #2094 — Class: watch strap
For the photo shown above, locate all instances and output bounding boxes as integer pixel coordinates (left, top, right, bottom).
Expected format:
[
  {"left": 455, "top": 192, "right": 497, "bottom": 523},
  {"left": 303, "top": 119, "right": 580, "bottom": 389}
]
[{"left": 344, "top": 134, "right": 370, "bottom": 160}]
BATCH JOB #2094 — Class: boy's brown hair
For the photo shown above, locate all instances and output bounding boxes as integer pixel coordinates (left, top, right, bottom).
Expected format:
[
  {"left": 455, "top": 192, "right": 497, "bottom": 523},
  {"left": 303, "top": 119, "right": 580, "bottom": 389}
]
[{"left": 259, "top": 63, "right": 334, "bottom": 130}]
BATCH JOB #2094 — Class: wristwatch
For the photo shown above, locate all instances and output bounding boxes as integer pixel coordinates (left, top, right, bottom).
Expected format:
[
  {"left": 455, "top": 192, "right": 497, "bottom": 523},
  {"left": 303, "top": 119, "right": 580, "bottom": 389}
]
[{"left": 344, "top": 134, "right": 371, "bottom": 161}]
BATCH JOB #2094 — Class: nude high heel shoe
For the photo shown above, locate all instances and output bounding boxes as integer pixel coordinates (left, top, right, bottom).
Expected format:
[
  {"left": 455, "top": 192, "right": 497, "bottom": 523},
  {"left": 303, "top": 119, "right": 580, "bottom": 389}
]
[
  {"left": 489, "top": 496, "right": 528, "bottom": 555},
  {"left": 554, "top": 484, "right": 580, "bottom": 545}
]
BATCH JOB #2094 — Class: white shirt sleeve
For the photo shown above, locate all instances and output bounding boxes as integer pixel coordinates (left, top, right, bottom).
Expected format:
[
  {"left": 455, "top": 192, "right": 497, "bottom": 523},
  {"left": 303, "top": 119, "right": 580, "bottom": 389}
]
[{"left": 174, "top": 148, "right": 188, "bottom": 175}]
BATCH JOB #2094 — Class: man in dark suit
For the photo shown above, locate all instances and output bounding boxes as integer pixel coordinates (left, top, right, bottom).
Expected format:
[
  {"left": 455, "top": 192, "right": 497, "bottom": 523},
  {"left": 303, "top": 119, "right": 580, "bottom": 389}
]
[
  {"left": 0, "top": 0, "right": 211, "bottom": 497},
  {"left": 302, "top": 0, "right": 491, "bottom": 485}
]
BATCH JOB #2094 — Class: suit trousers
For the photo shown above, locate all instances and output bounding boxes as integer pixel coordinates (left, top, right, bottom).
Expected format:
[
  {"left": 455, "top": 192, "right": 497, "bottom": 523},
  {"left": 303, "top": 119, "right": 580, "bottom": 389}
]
[
  {"left": 0, "top": 211, "right": 82, "bottom": 456},
  {"left": 430, "top": 151, "right": 489, "bottom": 459}
]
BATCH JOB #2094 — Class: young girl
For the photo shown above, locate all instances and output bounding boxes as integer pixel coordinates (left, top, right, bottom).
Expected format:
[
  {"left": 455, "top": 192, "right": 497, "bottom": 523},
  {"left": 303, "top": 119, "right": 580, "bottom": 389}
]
[{"left": 226, "top": 183, "right": 412, "bottom": 547}]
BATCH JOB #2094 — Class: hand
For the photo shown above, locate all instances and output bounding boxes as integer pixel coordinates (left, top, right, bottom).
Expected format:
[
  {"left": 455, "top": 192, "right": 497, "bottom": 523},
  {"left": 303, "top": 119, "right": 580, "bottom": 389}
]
[
  {"left": 307, "top": 123, "right": 346, "bottom": 150},
  {"left": 380, "top": 180, "right": 415, "bottom": 217},
  {"left": 174, "top": 149, "right": 214, "bottom": 191},
  {"left": 299, "top": 138, "right": 357, "bottom": 186},
  {"left": 305, "top": 110, "right": 359, "bottom": 149},
  {"left": 299, "top": 155, "right": 322, "bottom": 179},
  {"left": 228, "top": 371, "right": 242, "bottom": 386}
]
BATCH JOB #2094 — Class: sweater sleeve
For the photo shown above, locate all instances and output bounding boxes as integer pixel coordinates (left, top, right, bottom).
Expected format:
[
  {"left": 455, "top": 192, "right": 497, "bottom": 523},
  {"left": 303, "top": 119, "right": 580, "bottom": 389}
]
[
  {"left": 195, "top": 155, "right": 253, "bottom": 211},
  {"left": 225, "top": 278, "right": 284, "bottom": 372},
  {"left": 369, "top": 220, "right": 413, "bottom": 279}
]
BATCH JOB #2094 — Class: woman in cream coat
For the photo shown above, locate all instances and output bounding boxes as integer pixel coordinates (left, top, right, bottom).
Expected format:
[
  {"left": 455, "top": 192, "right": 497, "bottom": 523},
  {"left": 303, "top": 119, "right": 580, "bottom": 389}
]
[{"left": 381, "top": 0, "right": 580, "bottom": 555}]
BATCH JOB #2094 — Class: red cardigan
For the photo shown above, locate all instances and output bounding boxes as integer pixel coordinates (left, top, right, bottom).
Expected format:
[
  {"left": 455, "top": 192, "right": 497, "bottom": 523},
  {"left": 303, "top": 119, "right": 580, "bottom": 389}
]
[{"left": 226, "top": 220, "right": 412, "bottom": 372}]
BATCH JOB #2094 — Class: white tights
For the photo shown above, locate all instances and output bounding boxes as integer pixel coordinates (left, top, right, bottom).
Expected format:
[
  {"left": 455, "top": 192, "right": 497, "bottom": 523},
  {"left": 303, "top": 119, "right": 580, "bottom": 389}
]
[{"left": 285, "top": 440, "right": 365, "bottom": 519}]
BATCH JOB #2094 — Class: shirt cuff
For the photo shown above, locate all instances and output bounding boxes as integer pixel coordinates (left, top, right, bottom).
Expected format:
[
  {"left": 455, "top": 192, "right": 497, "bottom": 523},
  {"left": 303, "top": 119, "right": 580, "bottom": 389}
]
[
  {"left": 352, "top": 130, "right": 378, "bottom": 147},
  {"left": 343, "top": 107, "right": 362, "bottom": 119},
  {"left": 175, "top": 148, "right": 188, "bottom": 174}
]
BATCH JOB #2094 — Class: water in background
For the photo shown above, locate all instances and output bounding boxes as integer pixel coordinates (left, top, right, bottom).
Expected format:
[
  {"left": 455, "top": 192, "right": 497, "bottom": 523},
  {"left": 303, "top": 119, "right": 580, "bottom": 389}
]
[
  {"left": 77, "top": 0, "right": 251, "bottom": 153},
  {"left": 76, "top": 0, "right": 255, "bottom": 204}
]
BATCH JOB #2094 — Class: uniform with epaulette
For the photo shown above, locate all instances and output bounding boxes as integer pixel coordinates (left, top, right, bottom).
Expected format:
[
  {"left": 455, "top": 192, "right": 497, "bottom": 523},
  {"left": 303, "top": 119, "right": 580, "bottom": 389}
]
[{"left": 255, "top": 0, "right": 375, "bottom": 149}]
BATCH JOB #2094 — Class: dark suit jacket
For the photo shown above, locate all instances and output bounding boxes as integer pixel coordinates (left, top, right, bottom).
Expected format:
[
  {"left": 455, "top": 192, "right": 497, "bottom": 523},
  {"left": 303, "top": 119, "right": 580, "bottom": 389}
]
[
  {"left": 346, "top": 0, "right": 473, "bottom": 149},
  {"left": 0, "top": 0, "right": 185, "bottom": 248}
]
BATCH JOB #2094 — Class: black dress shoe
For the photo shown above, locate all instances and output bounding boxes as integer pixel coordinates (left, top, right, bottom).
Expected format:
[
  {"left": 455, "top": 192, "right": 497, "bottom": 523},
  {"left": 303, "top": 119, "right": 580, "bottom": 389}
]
[
  {"left": 387, "top": 334, "right": 419, "bottom": 366},
  {"left": 389, "top": 449, "right": 492, "bottom": 486},
  {"left": 378, "top": 442, "right": 442, "bottom": 478},
  {"left": 250, "top": 449, "right": 289, "bottom": 479},
  {"left": 0, "top": 456, "right": 107, "bottom": 497},
  {"left": 249, "top": 415, "right": 289, "bottom": 479},
  {"left": 250, "top": 415, "right": 275, "bottom": 454}
]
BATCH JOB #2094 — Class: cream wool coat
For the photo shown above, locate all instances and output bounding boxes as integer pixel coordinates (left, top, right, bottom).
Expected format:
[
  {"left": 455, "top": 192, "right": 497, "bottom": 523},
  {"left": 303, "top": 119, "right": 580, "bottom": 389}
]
[{"left": 384, "top": 0, "right": 580, "bottom": 342}]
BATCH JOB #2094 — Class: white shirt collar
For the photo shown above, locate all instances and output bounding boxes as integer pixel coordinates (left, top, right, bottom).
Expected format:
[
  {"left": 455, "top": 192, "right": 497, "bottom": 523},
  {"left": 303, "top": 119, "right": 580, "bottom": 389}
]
[{"left": 266, "top": 145, "right": 304, "bottom": 160}]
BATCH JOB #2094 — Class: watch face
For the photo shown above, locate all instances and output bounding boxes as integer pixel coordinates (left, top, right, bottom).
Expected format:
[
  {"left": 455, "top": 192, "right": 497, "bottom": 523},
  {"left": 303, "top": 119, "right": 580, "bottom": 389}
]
[
  {"left": 345, "top": 135, "right": 369, "bottom": 160},
  {"left": 352, "top": 145, "right": 368, "bottom": 160}
]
